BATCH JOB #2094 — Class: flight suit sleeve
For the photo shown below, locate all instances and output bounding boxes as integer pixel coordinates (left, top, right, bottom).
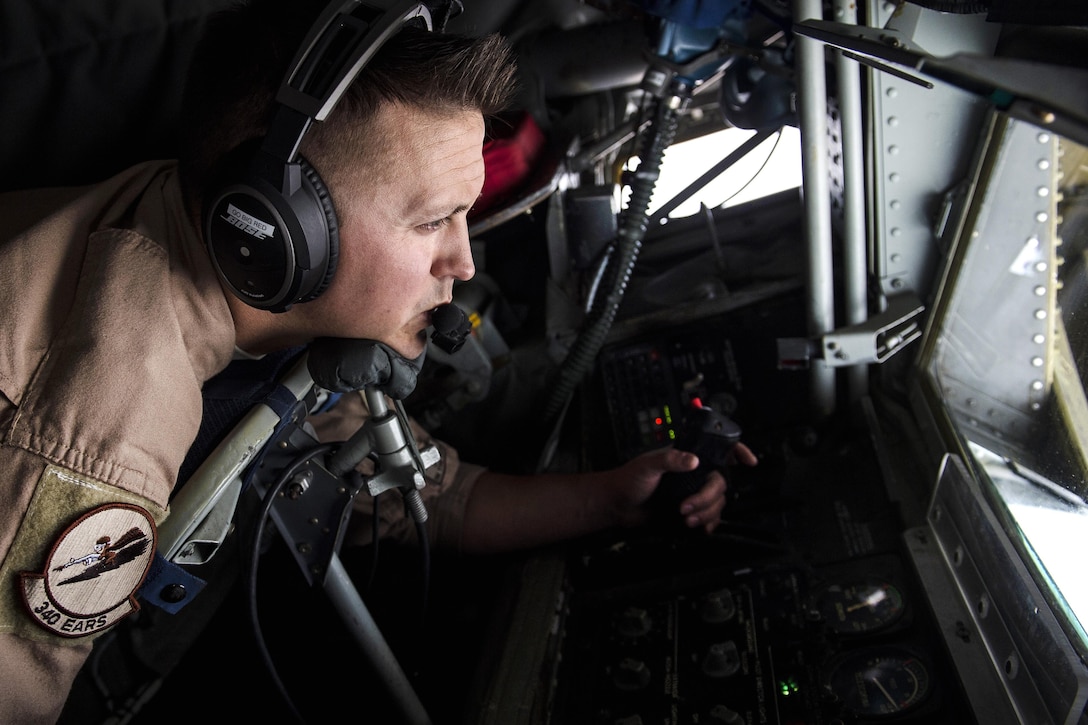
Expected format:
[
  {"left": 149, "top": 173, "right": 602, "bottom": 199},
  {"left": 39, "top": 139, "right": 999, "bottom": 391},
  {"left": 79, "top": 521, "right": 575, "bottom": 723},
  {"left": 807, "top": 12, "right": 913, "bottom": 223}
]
[{"left": 0, "top": 422, "right": 163, "bottom": 723}]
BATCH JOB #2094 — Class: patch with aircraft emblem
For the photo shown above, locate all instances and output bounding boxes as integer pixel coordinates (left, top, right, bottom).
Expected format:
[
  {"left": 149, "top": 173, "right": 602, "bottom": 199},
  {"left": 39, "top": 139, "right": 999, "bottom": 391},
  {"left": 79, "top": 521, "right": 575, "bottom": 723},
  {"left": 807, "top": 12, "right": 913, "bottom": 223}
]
[{"left": 18, "top": 503, "right": 157, "bottom": 638}]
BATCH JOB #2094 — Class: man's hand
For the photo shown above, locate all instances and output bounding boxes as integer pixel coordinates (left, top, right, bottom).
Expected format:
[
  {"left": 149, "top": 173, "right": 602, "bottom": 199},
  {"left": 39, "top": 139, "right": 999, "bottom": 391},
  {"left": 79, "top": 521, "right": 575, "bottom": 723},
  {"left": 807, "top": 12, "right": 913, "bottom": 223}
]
[
  {"left": 607, "top": 442, "right": 758, "bottom": 533},
  {"left": 681, "top": 442, "right": 758, "bottom": 531}
]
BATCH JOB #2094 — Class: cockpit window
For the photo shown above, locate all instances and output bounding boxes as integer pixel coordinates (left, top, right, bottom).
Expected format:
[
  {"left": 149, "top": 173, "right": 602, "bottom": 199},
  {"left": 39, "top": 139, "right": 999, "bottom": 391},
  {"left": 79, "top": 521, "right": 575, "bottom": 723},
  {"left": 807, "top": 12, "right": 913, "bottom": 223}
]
[
  {"left": 632, "top": 125, "right": 802, "bottom": 221},
  {"left": 920, "top": 114, "right": 1088, "bottom": 643}
]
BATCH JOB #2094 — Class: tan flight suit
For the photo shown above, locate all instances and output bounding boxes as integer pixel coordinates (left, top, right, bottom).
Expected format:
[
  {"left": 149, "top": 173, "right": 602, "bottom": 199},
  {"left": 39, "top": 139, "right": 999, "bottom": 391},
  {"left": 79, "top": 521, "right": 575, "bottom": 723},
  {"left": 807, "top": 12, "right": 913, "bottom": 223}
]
[{"left": 0, "top": 160, "right": 484, "bottom": 722}]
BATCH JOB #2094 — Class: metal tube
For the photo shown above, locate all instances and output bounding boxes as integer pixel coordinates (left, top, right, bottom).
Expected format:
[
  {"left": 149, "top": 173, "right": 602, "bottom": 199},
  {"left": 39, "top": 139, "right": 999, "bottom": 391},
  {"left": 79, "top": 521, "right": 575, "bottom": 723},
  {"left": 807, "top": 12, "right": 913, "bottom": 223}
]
[
  {"left": 793, "top": 0, "right": 837, "bottom": 419},
  {"left": 833, "top": 0, "right": 870, "bottom": 403},
  {"left": 324, "top": 553, "right": 432, "bottom": 725}
]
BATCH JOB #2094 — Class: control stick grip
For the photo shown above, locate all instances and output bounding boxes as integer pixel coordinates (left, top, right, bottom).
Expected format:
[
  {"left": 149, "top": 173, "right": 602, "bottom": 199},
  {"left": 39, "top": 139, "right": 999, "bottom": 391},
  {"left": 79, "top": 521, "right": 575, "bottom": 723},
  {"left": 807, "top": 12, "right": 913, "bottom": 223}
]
[{"left": 650, "top": 401, "right": 742, "bottom": 524}]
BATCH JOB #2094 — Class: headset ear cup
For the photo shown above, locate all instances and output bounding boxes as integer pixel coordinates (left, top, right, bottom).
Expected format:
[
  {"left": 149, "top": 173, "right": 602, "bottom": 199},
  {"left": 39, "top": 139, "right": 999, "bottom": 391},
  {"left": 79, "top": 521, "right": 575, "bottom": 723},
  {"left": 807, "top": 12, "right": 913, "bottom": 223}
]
[
  {"left": 203, "top": 146, "right": 339, "bottom": 312},
  {"left": 297, "top": 158, "right": 340, "bottom": 301}
]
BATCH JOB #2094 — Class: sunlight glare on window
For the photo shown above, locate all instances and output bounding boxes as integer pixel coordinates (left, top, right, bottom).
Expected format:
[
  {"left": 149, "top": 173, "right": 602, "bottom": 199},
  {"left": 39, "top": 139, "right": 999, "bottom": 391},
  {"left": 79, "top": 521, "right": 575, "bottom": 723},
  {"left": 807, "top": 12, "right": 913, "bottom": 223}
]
[
  {"left": 970, "top": 441, "right": 1088, "bottom": 635},
  {"left": 628, "top": 125, "right": 802, "bottom": 220}
]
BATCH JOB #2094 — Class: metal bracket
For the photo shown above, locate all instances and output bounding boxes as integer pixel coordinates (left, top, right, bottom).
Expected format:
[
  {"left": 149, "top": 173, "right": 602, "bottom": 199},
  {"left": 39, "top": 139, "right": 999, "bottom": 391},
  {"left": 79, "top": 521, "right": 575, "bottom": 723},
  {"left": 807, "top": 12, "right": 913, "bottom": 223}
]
[
  {"left": 777, "top": 292, "right": 925, "bottom": 369},
  {"left": 170, "top": 477, "right": 243, "bottom": 566},
  {"left": 793, "top": 18, "right": 1088, "bottom": 148},
  {"left": 256, "top": 424, "right": 366, "bottom": 587},
  {"left": 254, "top": 391, "right": 440, "bottom": 587}
]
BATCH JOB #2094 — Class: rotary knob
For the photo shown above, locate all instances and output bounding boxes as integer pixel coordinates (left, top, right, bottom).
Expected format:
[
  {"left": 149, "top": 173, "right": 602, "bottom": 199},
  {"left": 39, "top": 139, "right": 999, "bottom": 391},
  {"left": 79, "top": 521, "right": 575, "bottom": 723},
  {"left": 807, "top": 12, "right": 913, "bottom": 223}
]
[
  {"left": 611, "top": 657, "right": 652, "bottom": 691},
  {"left": 615, "top": 606, "right": 653, "bottom": 638},
  {"left": 702, "top": 640, "right": 741, "bottom": 678},
  {"left": 708, "top": 704, "right": 745, "bottom": 724},
  {"left": 699, "top": 589, "right": 737, "bottom": 624}
]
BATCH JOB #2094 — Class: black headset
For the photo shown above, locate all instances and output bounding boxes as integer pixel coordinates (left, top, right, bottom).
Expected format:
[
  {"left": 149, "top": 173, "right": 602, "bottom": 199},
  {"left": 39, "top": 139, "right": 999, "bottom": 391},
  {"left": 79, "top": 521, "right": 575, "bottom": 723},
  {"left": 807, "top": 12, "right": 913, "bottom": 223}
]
[{"left": 203, "top": 0, "right": 433, "bottom": 312}]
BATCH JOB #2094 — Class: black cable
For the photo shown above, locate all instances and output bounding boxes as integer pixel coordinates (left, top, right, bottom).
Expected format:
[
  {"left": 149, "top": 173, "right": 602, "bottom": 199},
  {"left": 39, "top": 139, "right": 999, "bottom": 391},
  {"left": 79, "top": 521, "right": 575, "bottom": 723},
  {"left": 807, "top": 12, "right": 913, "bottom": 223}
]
[
  {"left": 245, "top": 443, "right": 335, "bottom": 725},
  {"left": 540, "top": 85, "right": 688, "bottom": 455}
]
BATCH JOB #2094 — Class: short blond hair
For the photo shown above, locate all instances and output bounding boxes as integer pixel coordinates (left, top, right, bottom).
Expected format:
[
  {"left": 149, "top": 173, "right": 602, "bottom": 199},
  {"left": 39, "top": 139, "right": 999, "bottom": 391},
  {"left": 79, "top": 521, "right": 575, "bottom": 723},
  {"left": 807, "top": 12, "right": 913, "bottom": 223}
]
[{"left": 178, "top": 1, "right": 518, "bottom": 217}]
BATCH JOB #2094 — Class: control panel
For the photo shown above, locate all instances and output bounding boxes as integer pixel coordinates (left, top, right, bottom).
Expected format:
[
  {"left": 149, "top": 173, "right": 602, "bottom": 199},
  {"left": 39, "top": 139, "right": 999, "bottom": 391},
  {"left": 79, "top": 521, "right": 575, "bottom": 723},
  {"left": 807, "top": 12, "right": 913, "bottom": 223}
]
[
  {"left": 546, "top": 313, "right": 973, "bottom": 724},
  {"left": 551, "top": 548, "right": 970, "bottom": 724}
]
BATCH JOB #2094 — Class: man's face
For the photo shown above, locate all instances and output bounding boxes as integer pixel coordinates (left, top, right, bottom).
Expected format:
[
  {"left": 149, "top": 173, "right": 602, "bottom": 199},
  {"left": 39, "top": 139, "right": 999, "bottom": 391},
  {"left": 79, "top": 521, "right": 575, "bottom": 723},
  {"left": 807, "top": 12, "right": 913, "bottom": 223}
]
[{"left": 299, "top": 104, "right": 485, "bottom": 358}]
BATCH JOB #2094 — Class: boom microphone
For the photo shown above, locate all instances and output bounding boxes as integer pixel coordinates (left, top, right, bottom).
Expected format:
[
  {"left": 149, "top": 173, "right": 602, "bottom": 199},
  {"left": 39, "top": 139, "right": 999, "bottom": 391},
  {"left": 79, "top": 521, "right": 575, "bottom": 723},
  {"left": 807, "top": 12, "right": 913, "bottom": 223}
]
[{"left": 430, "top": 303, "right": 472, "bottom": 354}]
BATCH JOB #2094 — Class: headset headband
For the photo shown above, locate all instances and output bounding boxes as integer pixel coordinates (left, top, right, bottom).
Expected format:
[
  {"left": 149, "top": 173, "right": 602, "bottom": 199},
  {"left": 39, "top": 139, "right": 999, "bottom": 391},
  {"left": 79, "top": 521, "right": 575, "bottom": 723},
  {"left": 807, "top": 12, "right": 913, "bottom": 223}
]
[
  {"left": 261, "top": 0, "right": 433, "bottom": 165},
  {"left": 204, "top": 0, "right": 436, "bottom": 312}
]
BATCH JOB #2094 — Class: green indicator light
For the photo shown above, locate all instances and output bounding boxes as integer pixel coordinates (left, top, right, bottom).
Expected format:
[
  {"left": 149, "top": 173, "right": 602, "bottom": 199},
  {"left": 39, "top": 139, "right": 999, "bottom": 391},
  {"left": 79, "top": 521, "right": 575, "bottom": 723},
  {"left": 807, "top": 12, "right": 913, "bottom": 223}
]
[
  {"left": 663, "top": 404, "right": 672, "bottom": 425},
  {"left": 778, "top": 677, "right": 800, "bottom": 696},
  {"left": 668, "top": 429, "right": 676, "bottom": 440}
]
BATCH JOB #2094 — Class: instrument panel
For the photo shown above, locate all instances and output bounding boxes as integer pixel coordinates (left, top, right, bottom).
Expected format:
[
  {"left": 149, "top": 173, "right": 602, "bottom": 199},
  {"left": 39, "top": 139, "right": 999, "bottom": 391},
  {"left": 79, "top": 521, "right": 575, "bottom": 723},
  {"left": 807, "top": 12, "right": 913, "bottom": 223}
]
[
  {"left": 523, "top": 310, "right": 977, "bottom": 725},
  {"left": 546, "top": 446, "right": 974, "bottom": 725}
]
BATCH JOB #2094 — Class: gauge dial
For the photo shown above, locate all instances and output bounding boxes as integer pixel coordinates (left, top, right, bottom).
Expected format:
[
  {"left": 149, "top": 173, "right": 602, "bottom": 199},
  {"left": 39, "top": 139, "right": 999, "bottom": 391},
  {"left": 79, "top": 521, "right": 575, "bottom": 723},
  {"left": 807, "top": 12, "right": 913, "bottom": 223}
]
[
  {"left": 814, "top": 580, "right": 905, "bottom": 634},
  {"left": 825, "top": 647, "right": 932, "bottom": 717}
]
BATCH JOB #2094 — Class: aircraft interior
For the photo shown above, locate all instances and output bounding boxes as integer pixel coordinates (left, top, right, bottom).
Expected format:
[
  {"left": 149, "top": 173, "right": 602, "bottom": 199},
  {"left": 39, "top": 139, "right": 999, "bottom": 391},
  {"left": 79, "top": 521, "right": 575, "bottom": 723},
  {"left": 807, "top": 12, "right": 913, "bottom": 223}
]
[{"left": 4, "top": 0, "right": 1088, "bottom": 723}]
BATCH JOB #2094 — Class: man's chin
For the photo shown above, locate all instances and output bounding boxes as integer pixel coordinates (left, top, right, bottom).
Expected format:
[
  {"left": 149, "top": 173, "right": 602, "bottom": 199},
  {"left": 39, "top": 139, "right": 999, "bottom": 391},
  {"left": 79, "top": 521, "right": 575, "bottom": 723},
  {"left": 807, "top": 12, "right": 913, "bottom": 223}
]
[{"left": 387, "top": 330, "right": 428, "bottom": 361}]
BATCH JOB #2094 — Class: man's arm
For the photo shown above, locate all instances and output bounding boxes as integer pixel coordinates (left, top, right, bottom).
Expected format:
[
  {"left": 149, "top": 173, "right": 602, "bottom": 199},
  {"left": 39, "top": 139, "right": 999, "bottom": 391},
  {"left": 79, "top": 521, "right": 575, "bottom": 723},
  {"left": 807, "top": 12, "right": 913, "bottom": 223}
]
[{"left": 459, "top": 444, "right": 757, "bottom": 554}]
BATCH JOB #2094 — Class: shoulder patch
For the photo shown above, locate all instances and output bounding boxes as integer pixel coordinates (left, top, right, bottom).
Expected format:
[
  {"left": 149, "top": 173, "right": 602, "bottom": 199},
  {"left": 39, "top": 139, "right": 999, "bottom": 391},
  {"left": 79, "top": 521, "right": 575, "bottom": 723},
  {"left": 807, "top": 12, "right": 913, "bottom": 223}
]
[{"left": 18, "top": 503, "right": 157, "bottom": 638}]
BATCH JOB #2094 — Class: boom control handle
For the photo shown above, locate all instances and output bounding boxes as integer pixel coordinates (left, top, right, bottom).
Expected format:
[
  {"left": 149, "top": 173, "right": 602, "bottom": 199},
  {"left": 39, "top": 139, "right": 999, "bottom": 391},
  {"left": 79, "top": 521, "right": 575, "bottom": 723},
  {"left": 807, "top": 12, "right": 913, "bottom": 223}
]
[{"left": 651, "top": 398, "right": 741, "bottom": 525}]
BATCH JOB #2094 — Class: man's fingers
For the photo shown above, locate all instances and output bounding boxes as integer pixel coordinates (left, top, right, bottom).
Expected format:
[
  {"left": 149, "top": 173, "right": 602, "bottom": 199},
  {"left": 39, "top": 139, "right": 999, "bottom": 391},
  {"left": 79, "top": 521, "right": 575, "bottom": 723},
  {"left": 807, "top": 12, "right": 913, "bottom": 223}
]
[
  {"left": 680, "top": 472, "right": 727, "bottom": 528},
  {"left": 729, "top": 442, "right": 759, "bottom": 467}
]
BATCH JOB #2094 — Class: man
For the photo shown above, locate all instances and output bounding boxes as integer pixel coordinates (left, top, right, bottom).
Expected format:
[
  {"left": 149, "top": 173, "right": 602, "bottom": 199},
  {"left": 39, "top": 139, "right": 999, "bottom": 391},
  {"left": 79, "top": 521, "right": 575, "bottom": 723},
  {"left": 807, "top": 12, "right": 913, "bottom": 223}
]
[{"left": 0, "top": 1, "right": 755, "bottom": 721}]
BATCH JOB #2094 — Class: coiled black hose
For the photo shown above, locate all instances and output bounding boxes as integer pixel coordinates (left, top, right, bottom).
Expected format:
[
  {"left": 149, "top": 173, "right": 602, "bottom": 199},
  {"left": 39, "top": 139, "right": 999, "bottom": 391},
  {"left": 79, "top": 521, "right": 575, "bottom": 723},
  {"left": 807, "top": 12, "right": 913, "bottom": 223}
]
[{"left": 540, "top": 83, "right": 690, "bottom": 440}]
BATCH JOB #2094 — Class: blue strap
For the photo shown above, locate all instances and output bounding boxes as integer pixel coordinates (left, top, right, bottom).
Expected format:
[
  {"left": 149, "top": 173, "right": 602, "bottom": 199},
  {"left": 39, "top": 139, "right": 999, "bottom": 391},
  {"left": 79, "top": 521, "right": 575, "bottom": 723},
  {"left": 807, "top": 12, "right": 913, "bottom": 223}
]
[{"left": 138, "top": 553, "right": 208, "bottom": 614}]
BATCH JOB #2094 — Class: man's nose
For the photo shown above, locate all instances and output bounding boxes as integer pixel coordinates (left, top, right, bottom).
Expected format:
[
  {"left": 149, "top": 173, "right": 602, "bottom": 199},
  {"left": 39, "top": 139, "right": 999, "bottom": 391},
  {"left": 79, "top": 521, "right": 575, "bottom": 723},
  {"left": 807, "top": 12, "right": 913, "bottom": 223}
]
[{"left": 439, "top": 223, "right": 476, "bottom": 281}]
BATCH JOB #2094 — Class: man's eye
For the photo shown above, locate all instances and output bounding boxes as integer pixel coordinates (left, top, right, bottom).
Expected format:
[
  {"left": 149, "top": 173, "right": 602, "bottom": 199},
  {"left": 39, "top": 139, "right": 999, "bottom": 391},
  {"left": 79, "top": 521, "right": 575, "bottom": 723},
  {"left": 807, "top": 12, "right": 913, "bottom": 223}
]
[{"left": 418, "top": 218, "right": 450, "bottom": 233}]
